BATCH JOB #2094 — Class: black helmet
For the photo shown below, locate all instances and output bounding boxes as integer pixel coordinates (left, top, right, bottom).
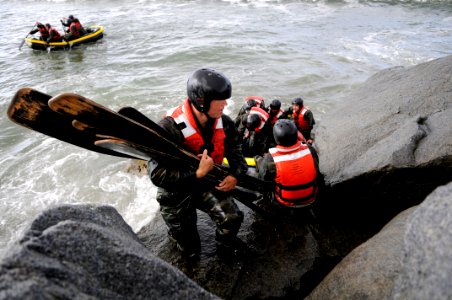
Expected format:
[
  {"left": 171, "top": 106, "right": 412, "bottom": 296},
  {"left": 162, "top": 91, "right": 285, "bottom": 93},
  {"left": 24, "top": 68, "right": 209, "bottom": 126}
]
[
  {"left": 273, "top": 119, "right": 298, "bottom": 146},
  {"left": 68, "top": 15, "right": 74, "bottom": 20},
  {"left": 187, "top": 68, "right": 231, "bottom": 113},
  {"left": 292, "top": 97, "right": 303, "bottom": 107},
  {"left": 45, "top": 23, "right": 51, "bottom": 28},
  {"left": 270, "top": 99, "right": 281, "bottom": 110},
  {"left": 246, "top": 113, "right": 261, "bottom": 131},
  {"left": 245, "top": 99, "right": 257, "bottom": 110},
  {"left": 36, "top": 22, "right": 45, "bottom": 28}
]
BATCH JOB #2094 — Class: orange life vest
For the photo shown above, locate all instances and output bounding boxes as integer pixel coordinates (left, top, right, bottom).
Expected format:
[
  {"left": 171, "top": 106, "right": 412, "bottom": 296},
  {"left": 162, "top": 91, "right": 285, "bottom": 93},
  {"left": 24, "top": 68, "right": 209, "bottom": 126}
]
[
  {"left": 166, "top": 99, "right": 226, "bottom": 164},
  {"left": 249, "top": 106, "right": 269, "bottom": 132},
  {"left": 269, "top": 142, "right": 317, "bottom": 207},
  {"left": 293, "top": 106, "right": 311, "bottom": 131}
]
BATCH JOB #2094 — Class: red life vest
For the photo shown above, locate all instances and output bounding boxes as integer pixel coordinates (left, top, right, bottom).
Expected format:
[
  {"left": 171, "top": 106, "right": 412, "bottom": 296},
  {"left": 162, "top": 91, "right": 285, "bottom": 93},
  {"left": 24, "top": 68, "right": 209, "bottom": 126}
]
[
  {"left": 69, "top": 21, "right": 83, "bottom": 38},
  {"left": 293, "top": 106, "right": 311, "bottom": 131},
  {"left": 166, "top": 99, "right": 226, "bottom": 164},
  {"left": 48, "top": 27, "right": 61, "bottom": 41},
  {"left": 249, "top": 106, "right": 269, "bottom": 132},
  {"left": 269, "top": 142, "right": 318, "bottom": 207},
  {"left": 38, "top": 27, "right": 49, "bottom": 39},
  {"left": 245, "top": 95, "right": 264, "bottom": 108}
]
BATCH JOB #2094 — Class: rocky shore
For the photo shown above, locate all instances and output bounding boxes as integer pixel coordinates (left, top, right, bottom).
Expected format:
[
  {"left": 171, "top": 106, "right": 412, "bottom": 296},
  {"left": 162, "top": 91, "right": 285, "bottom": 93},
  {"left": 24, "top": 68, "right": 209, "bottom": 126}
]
[{"left": 0, "top": 55, "right": 451, "bottom": 299}]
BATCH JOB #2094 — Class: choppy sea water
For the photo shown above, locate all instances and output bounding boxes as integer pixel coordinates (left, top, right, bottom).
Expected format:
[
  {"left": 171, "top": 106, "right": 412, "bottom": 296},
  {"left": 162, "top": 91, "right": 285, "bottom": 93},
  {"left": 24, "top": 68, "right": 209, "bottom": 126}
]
[{"left": 0, "top": 0, "right": 451, "bottom": 259}]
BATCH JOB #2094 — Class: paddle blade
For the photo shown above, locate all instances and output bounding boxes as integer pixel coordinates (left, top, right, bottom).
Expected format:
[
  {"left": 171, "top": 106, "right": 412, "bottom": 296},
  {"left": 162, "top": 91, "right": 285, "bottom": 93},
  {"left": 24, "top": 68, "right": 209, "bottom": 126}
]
[
  {"left": 18, "top": 39, "right": 26, "bottom": 50},
  {"left": 7, "top": 88, "right": 133, "bottom": 158}
]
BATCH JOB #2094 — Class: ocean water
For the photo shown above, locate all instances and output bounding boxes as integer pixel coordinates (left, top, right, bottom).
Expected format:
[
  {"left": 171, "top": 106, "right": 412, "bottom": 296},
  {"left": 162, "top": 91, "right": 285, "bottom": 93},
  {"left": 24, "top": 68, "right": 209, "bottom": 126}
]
[{"left": 0, "top": 0, "right": 451, "bottom": 259}]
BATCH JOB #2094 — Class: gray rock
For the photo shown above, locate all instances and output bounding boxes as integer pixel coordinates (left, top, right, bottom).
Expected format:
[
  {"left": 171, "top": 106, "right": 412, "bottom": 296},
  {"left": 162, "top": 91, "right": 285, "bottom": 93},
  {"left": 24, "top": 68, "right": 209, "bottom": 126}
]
[
  {"left": 314, "top": 55, "right": 452, "bottom": 184},
  {"left": 314, "top": 55, "right": 452, "bottom": 229},
  {"left": 392, "top": 182, "right": 452, "bottom": 300},
  {"left": 306, "top": 206, "right": 416, "bottom": 300},
  {"left": 0, "top": 205, "right": 218, "bottom": 300}
]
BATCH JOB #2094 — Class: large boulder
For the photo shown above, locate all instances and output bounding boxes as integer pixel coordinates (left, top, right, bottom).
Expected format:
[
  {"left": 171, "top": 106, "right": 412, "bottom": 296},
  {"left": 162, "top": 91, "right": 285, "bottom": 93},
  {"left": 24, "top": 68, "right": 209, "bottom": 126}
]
[
  {"left": 307, "top": 182, "right": 452, "bottom": 300},
  {"left": 314, "top": 55, "right": 452, "bottom": 228},
  {"left": 305, "top": 206, "right": 416, "bottom": 299},
  {"left": 392, "top": 182, "right": 452, "bottom": 299},
  {"left": 0, "top": 205, "right": 218, "bottom": 300}
]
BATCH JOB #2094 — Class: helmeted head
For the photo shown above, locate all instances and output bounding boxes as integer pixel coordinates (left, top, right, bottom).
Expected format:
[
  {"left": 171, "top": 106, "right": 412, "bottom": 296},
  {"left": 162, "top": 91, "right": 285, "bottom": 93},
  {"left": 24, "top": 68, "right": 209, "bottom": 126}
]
[
  {"left": 273, "top": 119, "right": 298, "bottom": 146},
  {"left": 270, "top": 99, "right": 281, "bottom": 110},
  {"left": 246, "top": 113, "right": 261, "bottom": 132},
  {"left": 245, "top": 96, "right": 265, "bottom": 109},
  {"left": 68, "top": 15, "right": 74, "bottom": 20},
  {"left": 36, "top": 22, "right": 45, "bottom": 28},
  {"left": 245, "top": 99, "right": 257, "bottom": 111},
  {"left": 45, "top": 23, "right": 51, "bottom": 29},
  {"left": 292, "top": 97, "right": 303, "bottom": 107},
  {"left": 187, "top": 68, "right": 231, "bottom": 114}
]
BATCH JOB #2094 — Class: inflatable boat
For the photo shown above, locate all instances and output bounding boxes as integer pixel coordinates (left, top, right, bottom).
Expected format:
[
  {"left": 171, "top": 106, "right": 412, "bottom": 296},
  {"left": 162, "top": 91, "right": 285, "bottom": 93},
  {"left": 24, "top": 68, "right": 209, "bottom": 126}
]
[{"left": 24, "top": 25, "right": 104, "bottom": 51}]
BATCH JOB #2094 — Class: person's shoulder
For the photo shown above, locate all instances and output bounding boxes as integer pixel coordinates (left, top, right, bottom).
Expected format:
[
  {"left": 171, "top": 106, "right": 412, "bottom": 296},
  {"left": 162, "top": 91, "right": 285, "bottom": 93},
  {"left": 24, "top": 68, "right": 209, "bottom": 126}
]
[{"left": 221, "top": 114, "right": 234, "bottom": 124}]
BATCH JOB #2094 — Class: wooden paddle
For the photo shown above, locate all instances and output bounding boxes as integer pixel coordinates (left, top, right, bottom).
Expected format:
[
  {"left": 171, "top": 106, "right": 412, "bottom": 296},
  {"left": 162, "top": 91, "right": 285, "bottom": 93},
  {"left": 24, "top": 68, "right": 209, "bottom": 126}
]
[
  {"left": 7, "top": 88, "right": 134, "bottom": 158},
  {"left": 48, "top": 92, "right": 271, "bottom": 193}
]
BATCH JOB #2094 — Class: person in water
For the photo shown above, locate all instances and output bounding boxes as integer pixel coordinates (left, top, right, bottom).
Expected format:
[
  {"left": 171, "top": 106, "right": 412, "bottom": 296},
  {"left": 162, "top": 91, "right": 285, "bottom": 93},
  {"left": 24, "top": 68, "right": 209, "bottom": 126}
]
[{"left": 147, "top": 68, "right": 248, "bottom": 259}]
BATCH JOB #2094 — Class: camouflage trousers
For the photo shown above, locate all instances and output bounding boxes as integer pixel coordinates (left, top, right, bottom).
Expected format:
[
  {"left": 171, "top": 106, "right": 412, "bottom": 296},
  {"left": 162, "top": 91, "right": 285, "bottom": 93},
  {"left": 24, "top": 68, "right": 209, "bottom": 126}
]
[{"left": 156, "top": 188, "right": 244, "bottom": 254}]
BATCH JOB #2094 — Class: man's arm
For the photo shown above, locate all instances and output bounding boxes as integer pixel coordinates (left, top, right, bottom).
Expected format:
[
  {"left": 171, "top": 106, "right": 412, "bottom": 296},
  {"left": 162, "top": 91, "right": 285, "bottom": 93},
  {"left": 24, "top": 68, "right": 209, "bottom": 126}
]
[{"left": 148, "top": 117, "right": 210, "bottom": 191}]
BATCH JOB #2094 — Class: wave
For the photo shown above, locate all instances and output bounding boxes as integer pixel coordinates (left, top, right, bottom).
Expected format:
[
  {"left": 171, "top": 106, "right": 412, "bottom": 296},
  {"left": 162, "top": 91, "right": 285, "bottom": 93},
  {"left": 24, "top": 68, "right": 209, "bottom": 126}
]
[{"left": 13, "top": 0, "right": 452, "bottom": 6}]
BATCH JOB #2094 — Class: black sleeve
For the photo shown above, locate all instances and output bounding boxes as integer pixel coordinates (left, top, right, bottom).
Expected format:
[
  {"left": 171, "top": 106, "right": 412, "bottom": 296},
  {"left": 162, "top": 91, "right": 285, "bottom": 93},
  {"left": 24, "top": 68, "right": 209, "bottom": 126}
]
[
  {"left": 30, "top": 29, "right": 39, "bottom": 34},
  {"left": 305, "top": 110, "right": 315, "bottom": 127},
  {"left": 148, "top": 117, "right": 205, "bottom": 191},
  {"left": 222, "top": 114, "right": 248, "bottom": 178},
  {"left": 256, "top": 153, "right": 276, "bottom": 182}
]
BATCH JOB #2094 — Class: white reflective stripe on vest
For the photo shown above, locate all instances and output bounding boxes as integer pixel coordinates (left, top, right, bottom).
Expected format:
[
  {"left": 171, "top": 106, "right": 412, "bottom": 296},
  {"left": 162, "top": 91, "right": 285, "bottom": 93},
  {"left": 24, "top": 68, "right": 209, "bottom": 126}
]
[
  {"left": 174, "top": 114, "right": 196, "bottom": 138},
  {"left": 271, "top": 148, "right": 311, "bottom": 163},
  {"left": 250, "top": 109, "right": 268, "bottom": 121}
]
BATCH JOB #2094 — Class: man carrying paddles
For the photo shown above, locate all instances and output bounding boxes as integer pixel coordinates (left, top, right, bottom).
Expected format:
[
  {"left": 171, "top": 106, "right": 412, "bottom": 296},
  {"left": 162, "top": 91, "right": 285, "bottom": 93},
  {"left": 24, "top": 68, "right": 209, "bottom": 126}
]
[{"left": 148, "top": 68, "right": 248, "bottom": 259}]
